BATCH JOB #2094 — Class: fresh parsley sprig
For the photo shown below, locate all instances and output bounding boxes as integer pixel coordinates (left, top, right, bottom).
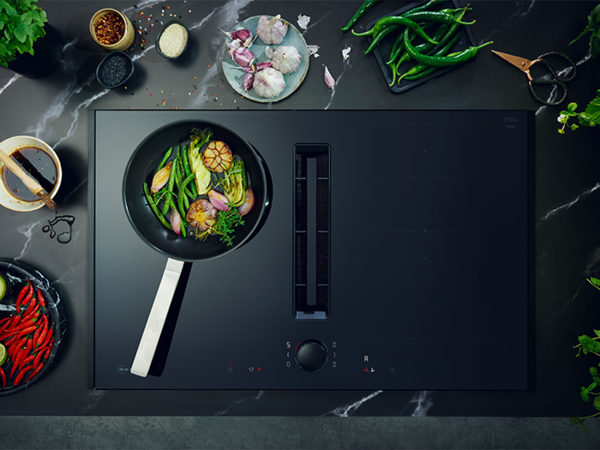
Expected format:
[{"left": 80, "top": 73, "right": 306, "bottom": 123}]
[{"left": 570, "top": 3, "right": 600, "bottom": 59}]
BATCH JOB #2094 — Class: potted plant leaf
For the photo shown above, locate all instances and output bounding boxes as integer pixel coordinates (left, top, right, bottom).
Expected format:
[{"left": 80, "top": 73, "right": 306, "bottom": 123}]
[{"left": 0, "top": 0, "right": 63, "bottom": 78}]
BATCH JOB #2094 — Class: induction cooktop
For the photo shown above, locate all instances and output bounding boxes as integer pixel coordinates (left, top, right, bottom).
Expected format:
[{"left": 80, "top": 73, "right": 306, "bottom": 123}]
[{"left": 90, "top": 110, "right": 532, "bottom": 390}]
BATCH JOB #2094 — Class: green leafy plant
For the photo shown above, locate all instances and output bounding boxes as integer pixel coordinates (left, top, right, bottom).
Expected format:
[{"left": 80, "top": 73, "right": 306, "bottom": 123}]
[
  {"left": 568, "top": 277, "right": 600, "bottom": 431},
  {"left": 0, "top": 0, "right": 48, "bottom": 68},
  {"left": 570, "top": 2, "right": 600, "bottom": 58},
  {"left": 557, "top": 91, "right": 600, "bottom": 134}
]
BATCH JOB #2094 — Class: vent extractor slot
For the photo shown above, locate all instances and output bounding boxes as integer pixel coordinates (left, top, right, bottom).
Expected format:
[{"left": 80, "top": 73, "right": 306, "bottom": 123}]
[{"left": 293, "top": 144, "right": 330, "bottom": 320}]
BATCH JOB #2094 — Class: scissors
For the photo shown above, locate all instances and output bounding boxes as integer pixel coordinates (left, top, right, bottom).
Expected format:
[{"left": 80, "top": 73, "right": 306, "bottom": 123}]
[{"left": 491, "top": 50, "right": 577, "bottom": 106}]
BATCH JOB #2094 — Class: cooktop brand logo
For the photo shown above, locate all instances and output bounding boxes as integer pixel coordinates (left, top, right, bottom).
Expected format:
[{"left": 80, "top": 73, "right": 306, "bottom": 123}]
[{"left": 504, "top": 117, "right": 519, "bottom": 123}]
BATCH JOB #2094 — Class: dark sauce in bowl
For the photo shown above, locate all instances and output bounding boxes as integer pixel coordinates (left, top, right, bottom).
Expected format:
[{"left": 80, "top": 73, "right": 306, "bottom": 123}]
[{"left": 1, "top": 147, "right": 57, "bottom": 202}]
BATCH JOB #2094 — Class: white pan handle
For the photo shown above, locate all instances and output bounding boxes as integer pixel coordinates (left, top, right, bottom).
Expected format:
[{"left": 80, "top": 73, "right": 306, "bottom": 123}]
[{"left": 131, "top": 257, "right": 185, "bottom": 377}]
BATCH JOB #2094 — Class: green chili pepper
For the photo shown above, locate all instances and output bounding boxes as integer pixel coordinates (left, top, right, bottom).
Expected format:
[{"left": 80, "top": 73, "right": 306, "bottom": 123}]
[
  {"left": 399, "top": 10, "right": 475, "bottom": 28},
  {"left": 387, "top": 22, "right": 443, "bottom": 65},
  {"left": 403, "top": 27, "right": 492, "bottom": 67},
  {"left": 398, "top": 32, "right": 462, "bottom": 83},
  {"left": 341, "top": 0, "right": 379, "bottom": 32},
  {"left": 144, "top": 183, "right": 172, "bottom": 230},
  {"left": 353, "top": 16, "right": 439, "bottom": 46},
  {"left": 156, "top": 147, "right": 172, "bottom": 173}
]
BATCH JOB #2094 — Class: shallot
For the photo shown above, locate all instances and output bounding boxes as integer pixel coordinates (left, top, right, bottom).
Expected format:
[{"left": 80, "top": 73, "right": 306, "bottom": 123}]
[
  {"left": 253, "top": 67, "right": 285, "bottom": 98},
  {"left": 151, "top": 161, "right": 172, "bottom": 194},
  {"left": 208, "top": 190, "right": 230, "bottom": 211},
  {"left": 238, "top": 187, "right": 255, "bottom": 216},
  {"left": 222, "top": 28, "right": 253, "bottom": 46},
  {"left": 170, "top": 207, "right": 182, "bottom": 236},
  {"left": 256, "top": 15, "right": 288, "bottom": 45},
  {"left": 271, "top": 46, "right": 302, "bottom": 75}
]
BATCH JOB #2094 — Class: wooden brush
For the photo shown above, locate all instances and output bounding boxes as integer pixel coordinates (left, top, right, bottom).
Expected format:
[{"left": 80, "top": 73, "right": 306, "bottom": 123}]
[{"left": 0, "top": 148, "right": 57, "bottom": 210}]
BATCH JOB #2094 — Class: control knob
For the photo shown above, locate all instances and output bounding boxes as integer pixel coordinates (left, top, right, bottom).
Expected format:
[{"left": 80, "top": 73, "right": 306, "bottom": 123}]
[{"left": 296, "top": 340, "right": 327, "bottom": 372}]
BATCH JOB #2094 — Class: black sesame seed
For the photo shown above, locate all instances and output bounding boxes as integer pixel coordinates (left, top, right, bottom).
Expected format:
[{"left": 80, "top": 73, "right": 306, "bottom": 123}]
[{"left": 99, "top": 55, "right": 130, "bottom": 87}]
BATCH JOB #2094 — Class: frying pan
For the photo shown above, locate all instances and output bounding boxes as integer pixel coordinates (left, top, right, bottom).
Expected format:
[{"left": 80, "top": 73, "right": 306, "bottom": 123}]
[{"left": 123, "top": 120, "right": 271, "bottom": 377}]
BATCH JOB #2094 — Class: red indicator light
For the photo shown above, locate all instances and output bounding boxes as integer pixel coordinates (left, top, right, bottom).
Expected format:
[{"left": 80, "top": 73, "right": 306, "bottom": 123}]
[
  {"left": 257, "top": 368, "right": 261, "bottom": 371},
  {"left": 364, "top": 367, "right": 369, "bottom": 372}
]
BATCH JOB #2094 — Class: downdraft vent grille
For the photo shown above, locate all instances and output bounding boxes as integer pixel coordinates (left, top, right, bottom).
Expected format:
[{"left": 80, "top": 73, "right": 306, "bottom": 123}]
[{"left": 293, "top": 144, "right": 330, "bottom": 320}]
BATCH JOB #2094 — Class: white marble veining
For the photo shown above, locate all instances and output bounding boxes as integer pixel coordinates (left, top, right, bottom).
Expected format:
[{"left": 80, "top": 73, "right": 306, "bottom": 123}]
[
  {"left": 323, "top": 390, "right": 383, "bottom": 417},
  {"left": 478, "top": 0, "right": 537, "bottom": 44},
  {"left": 82, "top": 390, "right": 107, "bottom": 412},
  {"left": 14, "top": 221, "right": 41, "bottom": 261},
  {"left": 0, "top": 73, "right": 21, "bottom": 96},
  {"left": 410, "top": 391, "right": 434, "bottom": 417},
  {"left": 538, "top": 183, "right": 600, "bottom": 224},
  {"left": 324, "top": 45, "right": 353, "bottom": 110}
]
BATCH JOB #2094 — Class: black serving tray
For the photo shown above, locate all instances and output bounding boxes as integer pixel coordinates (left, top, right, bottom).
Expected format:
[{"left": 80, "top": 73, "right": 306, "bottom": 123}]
[{"left": 368, "top": 0, "right": 476, "bottom": 93}]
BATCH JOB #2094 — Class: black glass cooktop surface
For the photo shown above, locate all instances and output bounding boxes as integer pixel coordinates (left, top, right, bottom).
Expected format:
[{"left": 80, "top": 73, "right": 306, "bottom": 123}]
[{"left": 91, "top": 110, "right": 532, "bottom": 390}]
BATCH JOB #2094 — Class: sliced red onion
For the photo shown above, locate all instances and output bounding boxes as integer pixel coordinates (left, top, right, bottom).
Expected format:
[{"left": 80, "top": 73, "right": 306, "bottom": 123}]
[
  {"left": 170, "top": 207, "right": 181, "bottom": 236},
  {"left": 256, "top": 61, "right": 272, "bottom": 72},
  {"left": 232, "top": 47, "right": 255, "bottom": 67},
  {"left": 238, "top": 187, "right": 255, "bottom": 216},
  {"left": 208, "top": 189, "right": 230, "bottom": 211}
]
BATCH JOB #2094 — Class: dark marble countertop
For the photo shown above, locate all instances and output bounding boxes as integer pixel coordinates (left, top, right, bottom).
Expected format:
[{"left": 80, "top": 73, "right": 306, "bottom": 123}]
[{"left": 1, "top": 0, "right": 599, "bottom": 417}]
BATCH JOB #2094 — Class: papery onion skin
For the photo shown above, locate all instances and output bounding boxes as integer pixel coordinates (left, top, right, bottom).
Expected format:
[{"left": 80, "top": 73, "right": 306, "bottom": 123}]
[
  {"left": 208, "top": 189, "right": 230, "bottom": 211},
  {"left": 238, "top": 187, "right": 255, "bottom": 216},
  {"left": 257, "top": 15, "right": 288, "bottom": 45},
  {"left": 271, "top": 45, "right": 302, "bottom": 75},
  {"left": 253, "top": 67, "right": 285, "bottom": 98}
]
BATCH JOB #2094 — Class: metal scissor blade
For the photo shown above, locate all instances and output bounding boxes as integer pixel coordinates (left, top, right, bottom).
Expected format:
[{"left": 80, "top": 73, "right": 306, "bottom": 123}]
[{"left": 491, "top": 50, "right": 535, "bottom": 73}]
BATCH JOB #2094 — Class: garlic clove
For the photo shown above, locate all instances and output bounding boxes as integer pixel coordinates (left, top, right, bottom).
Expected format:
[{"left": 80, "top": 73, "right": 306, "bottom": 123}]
[
  {"left": 232, "top": 47, "right": 255, "bottom": 67},
  {"left": 253, "top": 67, "right": 286, "bottom": 98},
  {"left": 227, "top": 39, "right": 242, "bottom": 58},
  {"left": 151, "top": 161, "right": 172, "bottom": 194},
  {"left": 271, "top": 45, "right": 302, "bottom": 75},
  {"left": 297, "top": 14, "right": 310, "bottom": 30},
  {"left": 256, "top": 61, "right": 272, "bottom": 72},
  {"left": 242, "top": 72, "right": 254, "bottom": 93},
  {"left": 257, "top": 14, "right": 288, "bottom": 45},
  {"left": 323, "top": 65, "right": 335, "bottom": 89}
]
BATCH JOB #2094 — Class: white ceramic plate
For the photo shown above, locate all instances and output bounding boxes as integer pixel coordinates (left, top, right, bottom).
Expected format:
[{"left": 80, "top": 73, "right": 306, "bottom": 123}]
[
  {"left": 0, "top": 136, "right": 62, "bottom": 212},
  {"left": 221, "top": 15, "right": 310, "bottom": 103}
]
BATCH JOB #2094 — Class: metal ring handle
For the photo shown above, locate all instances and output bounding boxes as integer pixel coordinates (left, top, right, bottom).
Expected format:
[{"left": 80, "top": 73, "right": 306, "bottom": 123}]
[{"left": 536, "top": 51, "right": 577, "bottom": 82}]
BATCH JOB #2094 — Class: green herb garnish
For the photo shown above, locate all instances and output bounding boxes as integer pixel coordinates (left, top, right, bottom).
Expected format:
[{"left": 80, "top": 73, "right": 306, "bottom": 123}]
[
  {"left": 212, "top": 207, "right": 244, "bottom": 246},
  {"left": 557, "top": 91, "right": 600, "bottom": 134},
  {"left": 570, "top": 3, "right": 600, "bottom": 59}
]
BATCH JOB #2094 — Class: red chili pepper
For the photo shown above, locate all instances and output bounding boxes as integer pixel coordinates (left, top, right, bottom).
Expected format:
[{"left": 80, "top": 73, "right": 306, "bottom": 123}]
[
  {"left": 0, "top": 316, "right": 10, "bottom": 325},
  {"left": 11, "top": 326, "right": 37, "bottom": 344},
  {"left": 43, "top": 346, "right": 51, "bottom": 361},
  {"left": 21, "top": 304, "right": 40, "bottom": 322},
  {"left": 26, "top": 362, "right": 44, "bottom": 383},
  {"left": 0, "top": 367, "right": 5, "bottom": 389},
  {"left": 7, "top": 337, "right": 26, "bottom": 358},
  {"left": 14, "top": 364, "right": 34, "bottom": 386},
  {"left": 18, "top": 353, "right": 36, "bottom": 371},
  {"left": 37, "top": 288, "right": 46, "bottom": 308},
  {"left": 40, "top": 328, "right": 54, "bottom": 350},
  {"left": 3, "top": 334, "right": 17, "bottom": 348},
  {"left": 0, "top": 317, "right": 13, "bottom": 334},
  {"left": 2, "top": 316, "right": 37, "bottom": 335},
  {"left": 8, "top": 315, "right": 21, "bottom": 329},
  {"left": 36, "top": 316, "right": 48, "bottom": 346},
  {"left": 11, "top": 339, "right": 32, "bottom": 377},
  {"left": 18, "top": 284, "right": 34, "bottom": 312},
  {"left": 15, "top": 283, "right": 29, "bottom": 310}
]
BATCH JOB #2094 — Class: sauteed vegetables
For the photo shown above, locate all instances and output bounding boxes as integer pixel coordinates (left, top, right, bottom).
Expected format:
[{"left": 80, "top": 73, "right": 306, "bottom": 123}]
[{"left": 143, "top": 128, "right": 255, "bottom": 245}]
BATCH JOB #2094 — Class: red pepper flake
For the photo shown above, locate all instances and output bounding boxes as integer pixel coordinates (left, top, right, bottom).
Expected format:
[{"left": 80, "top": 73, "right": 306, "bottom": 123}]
[{"left": 94, "top": 12, "right": 125, "bottom": 45}]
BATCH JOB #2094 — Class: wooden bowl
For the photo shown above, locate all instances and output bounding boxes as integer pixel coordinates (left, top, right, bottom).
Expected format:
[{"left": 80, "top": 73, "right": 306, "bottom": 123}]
[{"left": 90, "top": 8, "right": 135, "bottom": 51}]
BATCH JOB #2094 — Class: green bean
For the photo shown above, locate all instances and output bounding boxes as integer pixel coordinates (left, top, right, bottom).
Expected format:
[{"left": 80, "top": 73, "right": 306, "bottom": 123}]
[
  {"left": 162, "top": 154, "right": 177, "bottom": 215},
  {"left": 181, "top": 144, "right": 197, "bottom": 198},
  {"left": 156, "top": 147, "right": 172, "bottom": 173},
  {"left": 144, "top": 183, "right": 172, "bottom": 230}
]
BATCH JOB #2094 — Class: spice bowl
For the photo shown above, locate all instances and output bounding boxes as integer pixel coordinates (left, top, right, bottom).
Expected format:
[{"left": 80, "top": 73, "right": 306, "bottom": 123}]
[
  {"left": 96, "top": 51, "right": 134, "bottom": 89},
  {"left": 156, "top": 20, "right": 190, "bottom": 60},
  {"left": 0, "top": 136, "right": 62, "bottom": 212},
  {"left": 90, "top": 8, "right": 135, "bottom": 51}
]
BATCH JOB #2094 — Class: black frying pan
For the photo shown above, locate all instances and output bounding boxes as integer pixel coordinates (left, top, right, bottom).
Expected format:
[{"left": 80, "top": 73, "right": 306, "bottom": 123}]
[{"left": 122, "top": 120, "right": 271, "bottom": 376}]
